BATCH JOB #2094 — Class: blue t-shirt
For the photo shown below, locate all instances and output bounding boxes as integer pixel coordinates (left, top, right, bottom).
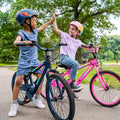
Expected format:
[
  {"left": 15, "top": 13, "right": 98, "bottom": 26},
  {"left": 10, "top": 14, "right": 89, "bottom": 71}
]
[{"left": 17, "top": 29, "right": 40, "bottom": 69}]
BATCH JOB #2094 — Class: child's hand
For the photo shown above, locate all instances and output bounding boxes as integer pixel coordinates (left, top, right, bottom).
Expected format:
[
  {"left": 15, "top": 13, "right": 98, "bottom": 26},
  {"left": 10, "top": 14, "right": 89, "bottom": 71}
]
[
  {"left": 94, "top": 46, "right": 100, "bottom": 49},
  {"left": 52, "top": 12, "right": 56, "bottom": 18},
  {"left": 24, "top": 41, "right": 32, "bottom": 47},
  {"left": 51, "top": 12, "right": 56, "bottom": 22}
]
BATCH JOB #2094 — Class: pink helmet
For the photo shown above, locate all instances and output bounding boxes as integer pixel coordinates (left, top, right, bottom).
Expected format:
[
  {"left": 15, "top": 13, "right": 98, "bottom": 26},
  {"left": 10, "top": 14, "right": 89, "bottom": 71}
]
[{"left": 69, "top": 21, "right": 83, "bottom": 35}]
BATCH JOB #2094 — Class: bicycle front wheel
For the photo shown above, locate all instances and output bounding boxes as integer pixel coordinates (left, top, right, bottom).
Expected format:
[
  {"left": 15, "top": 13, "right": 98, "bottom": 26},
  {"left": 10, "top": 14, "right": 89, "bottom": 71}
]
[
  {"left": 90, "top": 70, "right": 120, "bottom": 107},
  {"left": 46, "top": 73, "right": 75, "bottom": 120}
]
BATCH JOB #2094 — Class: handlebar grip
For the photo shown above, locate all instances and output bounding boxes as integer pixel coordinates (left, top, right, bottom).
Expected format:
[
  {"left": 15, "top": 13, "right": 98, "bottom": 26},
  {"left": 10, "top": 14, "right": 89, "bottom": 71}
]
[
  {"left": 59, "top": 43, "right": 67, "bottom": 46},
  {"left": 89, "top": 44, "right": 94, "bottom": 48},
  {"left": 31, "top": 41, "right": 37, "bottom": 44},
  {"left": 81, "top": 44, "right": 88, "bottom": 48},
  {"left": 16, "top": 42, "right": 36, "bottom": 46},
  {"left": 16, "top": 43, "right": 26, "bottom": 46}
]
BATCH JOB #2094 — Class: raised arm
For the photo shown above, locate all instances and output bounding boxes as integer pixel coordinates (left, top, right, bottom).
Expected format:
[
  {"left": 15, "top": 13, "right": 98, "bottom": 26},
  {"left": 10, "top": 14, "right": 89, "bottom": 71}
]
[
  {"left": 37, "top": 12, "right": 55, "bottom": 32},
  {"left": 53, "top": 13, "right": 61, "bottom": 36},
  {"left": 37, "top": 20, "right": 53, "bottom": 32}
]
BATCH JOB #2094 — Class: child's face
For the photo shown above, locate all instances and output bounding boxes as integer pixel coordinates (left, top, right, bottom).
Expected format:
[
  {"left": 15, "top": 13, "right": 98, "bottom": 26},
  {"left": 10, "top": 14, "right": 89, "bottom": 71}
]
[
  {"left": 69, "top": 25, "right": 77, "bottom": 37},
  {"left": 31, "top": 16, "right": 37, "bottom": 29}
]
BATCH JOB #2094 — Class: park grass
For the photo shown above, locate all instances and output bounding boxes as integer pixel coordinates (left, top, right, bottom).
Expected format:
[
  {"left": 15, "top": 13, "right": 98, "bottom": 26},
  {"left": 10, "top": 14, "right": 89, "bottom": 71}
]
[
  {"left": 9, "top": 64, "right": 120, "bottom": 75},
  {"left": 7, "top": 64, "right": 120, "bottom": 89},
  {"left": 4, "top": 63, "right": 120, "bottom": 86},
  {"left": 103, "top": 61, "right": 119, "bottom": 63},
  {"left": 0, "top": 62, "right": 17, "bottom": 66},
  {"left": 54, "top": 64, "right": 120, "bottom": 84},
  {"left": 0, "top": 60, "right": 118, "bottom": 66},
  {"left": 77, "top": 65, "right": 120, "bottom": 84}
]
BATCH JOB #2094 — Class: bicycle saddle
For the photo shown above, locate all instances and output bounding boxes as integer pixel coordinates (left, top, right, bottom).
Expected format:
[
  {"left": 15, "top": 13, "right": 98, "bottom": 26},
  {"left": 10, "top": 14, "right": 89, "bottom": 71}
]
[{"left": 58, "top": 63, "right": 70, "bottom": 70}]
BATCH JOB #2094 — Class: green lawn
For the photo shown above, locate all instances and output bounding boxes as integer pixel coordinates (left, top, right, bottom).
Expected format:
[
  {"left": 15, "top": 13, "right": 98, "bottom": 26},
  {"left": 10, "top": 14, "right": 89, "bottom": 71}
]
[
  {"left": 8, "top": 64, "right": 120, "bottom": 75},
  {"left": 103, "top": 61, "right": 119, "bottom": 64},
  {"left": 4, "top": 64, "right": 120, "bottom": 89},
  {"left": 1, "top": 62, "right": 120, "bottom": 86},
  {"left": 0, "top": 62, "right": 17, "bottom": 66},
  {"left": 57, "top": 65, "right": 120, "bottom": 84}
]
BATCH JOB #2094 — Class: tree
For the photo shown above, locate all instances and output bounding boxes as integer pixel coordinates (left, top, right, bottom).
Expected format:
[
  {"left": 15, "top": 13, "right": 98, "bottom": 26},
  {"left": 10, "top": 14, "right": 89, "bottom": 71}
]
[
  {"left": 107, "top": 50, "right": 114, "bottom": 60},
  {"left": 0, "top": 10, "right": 21, "bottom": 62},
  {"left": 2, "top": 0, "right": 120, "bottom": 63},
  {"left": 101, "top": 35, "right": 120, "bottom": 61}
]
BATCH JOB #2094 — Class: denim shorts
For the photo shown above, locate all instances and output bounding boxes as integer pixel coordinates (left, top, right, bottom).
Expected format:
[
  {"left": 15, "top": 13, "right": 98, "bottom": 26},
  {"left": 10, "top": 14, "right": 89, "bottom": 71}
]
[
  {"left": 16, "top": 59, "right": 42, "bottom": 76},
  {"left": 16, "top": 67, "right": 42, "bottom": 76}
]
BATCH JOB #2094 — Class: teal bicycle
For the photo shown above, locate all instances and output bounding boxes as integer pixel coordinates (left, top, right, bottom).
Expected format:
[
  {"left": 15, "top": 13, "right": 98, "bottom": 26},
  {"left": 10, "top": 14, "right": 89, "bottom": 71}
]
[{"left": 11, "top": 41, "right": 75, "bottom": 120}]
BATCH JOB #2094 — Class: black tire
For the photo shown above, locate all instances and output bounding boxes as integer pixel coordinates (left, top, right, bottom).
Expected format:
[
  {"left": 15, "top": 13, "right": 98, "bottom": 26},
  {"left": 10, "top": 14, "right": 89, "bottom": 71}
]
[
  {"left": 46, "top": 73, "right": 75, "bottom": 120},
  {"left": 90, "top": 70, "right": 120, "bottom": 107},
  {"left": 11, "top": 72, "right": 32, "bottom": 105},
  {"left": 41, "top": 69, "right": 59, "bottom": 99}
]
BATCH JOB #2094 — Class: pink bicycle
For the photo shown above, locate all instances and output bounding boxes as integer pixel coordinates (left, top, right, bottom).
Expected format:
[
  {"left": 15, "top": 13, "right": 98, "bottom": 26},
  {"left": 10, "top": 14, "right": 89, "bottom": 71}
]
[{"left": 41, "top": 44, "right": 120, "bottom": 107}]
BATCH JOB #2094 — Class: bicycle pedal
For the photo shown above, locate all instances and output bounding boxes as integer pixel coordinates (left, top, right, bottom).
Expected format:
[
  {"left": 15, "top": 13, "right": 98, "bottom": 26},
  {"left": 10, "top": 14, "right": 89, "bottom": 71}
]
[{"left": 73, "top": 89, "right": 82, "bottom": 92}]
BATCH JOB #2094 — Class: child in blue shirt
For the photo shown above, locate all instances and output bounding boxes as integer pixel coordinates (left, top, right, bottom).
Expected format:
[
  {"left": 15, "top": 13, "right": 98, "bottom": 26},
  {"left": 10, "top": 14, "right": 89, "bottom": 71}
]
[{"left": 8, "top": 9, "right": 55, "bottom": 117}]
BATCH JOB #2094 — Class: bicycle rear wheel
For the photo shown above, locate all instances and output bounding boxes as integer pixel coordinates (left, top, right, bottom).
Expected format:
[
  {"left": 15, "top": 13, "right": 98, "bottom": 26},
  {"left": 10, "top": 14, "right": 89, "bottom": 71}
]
[
  {"left": 46, "top": 73, "right": 75, "bottom": 120},
  {"left": 12, "top": 72, "right": 36, "bottom": 105},
  {"left": 90, "top": 70, "right": 120, "bottom": 107}
]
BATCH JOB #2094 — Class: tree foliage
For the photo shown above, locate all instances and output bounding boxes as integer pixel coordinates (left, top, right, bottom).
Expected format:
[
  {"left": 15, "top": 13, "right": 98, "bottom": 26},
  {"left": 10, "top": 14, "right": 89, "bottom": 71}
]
[
  {"left": 102, "top": 35, "right": 120, "bottom": 60},
  {"left": 0, "top": 10, "right": 21, "bottom": 62},
  {"left": 0, "top": 0, "right": 120, "bottom": 63}
]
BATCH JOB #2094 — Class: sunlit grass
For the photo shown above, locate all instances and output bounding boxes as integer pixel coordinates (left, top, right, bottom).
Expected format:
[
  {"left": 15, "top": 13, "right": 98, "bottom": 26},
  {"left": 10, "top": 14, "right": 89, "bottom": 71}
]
[
  {"left": 0, "top": 61, "right": 17, "bottom": 66},
  {"left": 5, "top": 63, "right": 120, "bottom": 87},
  {"left": 57, "top": 65, "right": 120, "bottom": 84}
]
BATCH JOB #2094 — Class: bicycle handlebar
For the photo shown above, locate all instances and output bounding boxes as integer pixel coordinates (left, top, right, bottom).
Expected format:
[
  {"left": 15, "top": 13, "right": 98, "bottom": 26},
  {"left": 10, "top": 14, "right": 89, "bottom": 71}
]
[
  {"left": 35, "top": 43, "right": 67, "bottom": 51},
  {"left": 81, "top": 44, "right": 95, "bottom": 48},
  {"left": 81, "top": 44, "right": 101, "bottom": 53},
  {"left": 16, "top": 41, "right": 67, "bottom": 52}
]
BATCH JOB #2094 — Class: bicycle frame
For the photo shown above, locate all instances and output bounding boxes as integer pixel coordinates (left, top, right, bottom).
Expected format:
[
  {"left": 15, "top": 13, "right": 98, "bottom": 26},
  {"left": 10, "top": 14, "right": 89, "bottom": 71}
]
[
  {"left": 62, "top": 59, "right": 98, "bottom": 83},
  {"left": 19, "top": 43, "right": 66, "bottom": 100},
  {"left": 40, "top": 44, "right": 120, "bottom": 107},
  {"left": 60, "top": 47, "right": 108, "bottom": 90},
  {"left": 23, "top": 56, "right": 51, "bottom": 99}
]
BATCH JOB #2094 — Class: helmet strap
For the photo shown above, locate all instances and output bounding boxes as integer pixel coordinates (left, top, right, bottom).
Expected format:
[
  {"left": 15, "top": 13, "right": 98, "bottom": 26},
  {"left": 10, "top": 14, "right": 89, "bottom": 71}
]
[
  {"left": 24, "top": 18, "right": 34, "bottom": 33},
  {"left": 70, "top": 31, "right": 79, "bottom": 39}
]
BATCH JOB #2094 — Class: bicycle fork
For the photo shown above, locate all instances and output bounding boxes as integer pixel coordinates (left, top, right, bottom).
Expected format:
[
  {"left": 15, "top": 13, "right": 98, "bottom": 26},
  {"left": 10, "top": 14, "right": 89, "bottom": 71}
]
[
  {"left": 96, "top": 67, "right": 109, "bottom": 91},
  {"left": 46, "top": 72, "right": 63, "bottom": 101}
]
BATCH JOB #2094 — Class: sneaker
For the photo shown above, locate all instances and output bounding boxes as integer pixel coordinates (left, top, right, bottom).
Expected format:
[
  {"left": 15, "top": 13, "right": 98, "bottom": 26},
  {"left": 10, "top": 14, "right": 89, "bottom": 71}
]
[
  {"left": 8, "top": 103, "right": 19, "bottom": 117},
  {"left": 73, "top": 92, "right": 81, "bottom": 100},
  {"left": 32, "top": 98, "right": 45, "bottom": 109},
  {"left": 70, "top": 81, "right": 83, "bottom": 92}
]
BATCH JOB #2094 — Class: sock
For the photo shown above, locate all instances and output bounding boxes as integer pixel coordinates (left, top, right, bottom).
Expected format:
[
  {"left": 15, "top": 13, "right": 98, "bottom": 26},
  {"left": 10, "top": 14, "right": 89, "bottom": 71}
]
[
  {"left": 13, "top": 100, "right": 18, "bottom": 104},
  {"left": 35, "top": 95, "right": 41, "bottom": 99},
  {"left": 72, "top": 80, "right": 75, "bottom": 83},
  {"left": 71, "top": 79, "right": 75, "bottom": 82}
]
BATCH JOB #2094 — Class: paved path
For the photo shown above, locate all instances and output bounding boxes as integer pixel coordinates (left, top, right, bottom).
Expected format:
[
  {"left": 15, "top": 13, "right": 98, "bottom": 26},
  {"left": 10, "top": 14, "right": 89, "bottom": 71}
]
[{"left": 0, "top": 67, "right": 120, "bottom": 120}]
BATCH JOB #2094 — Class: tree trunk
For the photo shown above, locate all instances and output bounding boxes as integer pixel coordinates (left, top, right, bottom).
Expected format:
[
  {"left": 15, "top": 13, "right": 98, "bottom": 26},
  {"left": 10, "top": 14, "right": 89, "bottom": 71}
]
[{"left": 75, "top": 48, "right": 83, "bottom": 64}]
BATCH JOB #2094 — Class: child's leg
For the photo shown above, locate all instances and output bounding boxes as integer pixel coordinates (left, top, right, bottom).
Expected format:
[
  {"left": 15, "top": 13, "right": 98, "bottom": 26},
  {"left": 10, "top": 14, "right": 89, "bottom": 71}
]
[
  {"left": 8, "top": 75, "right": 24, "bottom": 117},
  {"left": 60, "top": 55, "right": 79, "bottom": 80},
  {"left": 32, "top": 73, "right": 45, "bottom": 109},
  {"left": 35, "top": 73, "right": 44, "bottom": 95},
  {"left": 60, "top": 55, "right": 83, "bottom": 92},
  {"left": 13, "top": 75, "right": 24, "bottom": 100}
]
